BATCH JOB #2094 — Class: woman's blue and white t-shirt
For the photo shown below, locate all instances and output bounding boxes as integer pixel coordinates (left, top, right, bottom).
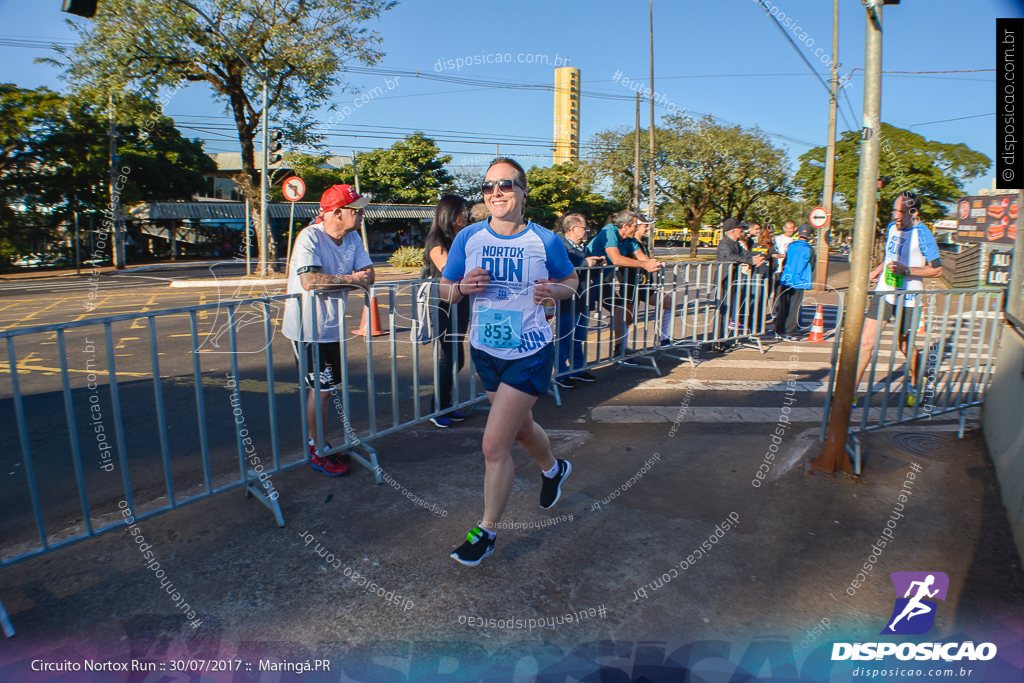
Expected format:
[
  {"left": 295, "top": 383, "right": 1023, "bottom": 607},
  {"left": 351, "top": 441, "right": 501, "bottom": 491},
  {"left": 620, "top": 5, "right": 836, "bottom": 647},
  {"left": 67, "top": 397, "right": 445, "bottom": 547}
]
[
  {"left": 876, "top": 220, "right": 942, "bottom": 308},
  {"left": 442, "top": 219, "right": 575, "bottom": 360}
]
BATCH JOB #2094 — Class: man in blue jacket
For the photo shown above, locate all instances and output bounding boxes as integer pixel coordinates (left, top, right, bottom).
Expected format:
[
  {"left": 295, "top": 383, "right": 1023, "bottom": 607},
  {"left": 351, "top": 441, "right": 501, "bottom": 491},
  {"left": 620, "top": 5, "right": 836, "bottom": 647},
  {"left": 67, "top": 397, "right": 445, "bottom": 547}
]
[{"left": 775, "top": 224, "right": 815, "bottom": 340}]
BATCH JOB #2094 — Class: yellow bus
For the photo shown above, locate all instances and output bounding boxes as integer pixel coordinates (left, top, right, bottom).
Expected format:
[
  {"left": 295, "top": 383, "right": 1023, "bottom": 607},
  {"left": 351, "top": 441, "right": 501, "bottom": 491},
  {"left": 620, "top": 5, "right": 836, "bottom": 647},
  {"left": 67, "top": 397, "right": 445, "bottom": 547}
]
[
  {"left": 654, "top": 227, "right": 720, "bottom": 247},
  {"left": 696, "top": 228, "right": 721, "bottom": 247}
]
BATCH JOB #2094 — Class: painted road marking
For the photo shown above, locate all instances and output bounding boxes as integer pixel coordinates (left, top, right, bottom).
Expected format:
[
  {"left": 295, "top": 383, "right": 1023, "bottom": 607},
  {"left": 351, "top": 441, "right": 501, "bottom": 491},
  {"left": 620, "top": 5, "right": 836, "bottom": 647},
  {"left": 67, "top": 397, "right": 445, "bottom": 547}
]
[
  {"left": 631, "top": 378, "right": 986, "bottom": 393},
  {"left": 0, "top": 362, "right": 151, "bottom": 378},
  {"left": 591, "top": 405, "right": 982, "bottom": 424}
]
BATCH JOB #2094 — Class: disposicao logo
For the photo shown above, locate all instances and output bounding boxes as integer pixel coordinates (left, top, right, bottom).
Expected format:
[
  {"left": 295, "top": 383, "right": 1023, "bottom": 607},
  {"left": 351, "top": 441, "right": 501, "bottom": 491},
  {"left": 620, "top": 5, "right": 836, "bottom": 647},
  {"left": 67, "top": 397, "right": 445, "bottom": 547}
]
[
  {"left": 831, "top": 571, "right": 997, "bottom": 663},
  {"left": 881, "top": 571, "right": 948, "bottom": 635}
]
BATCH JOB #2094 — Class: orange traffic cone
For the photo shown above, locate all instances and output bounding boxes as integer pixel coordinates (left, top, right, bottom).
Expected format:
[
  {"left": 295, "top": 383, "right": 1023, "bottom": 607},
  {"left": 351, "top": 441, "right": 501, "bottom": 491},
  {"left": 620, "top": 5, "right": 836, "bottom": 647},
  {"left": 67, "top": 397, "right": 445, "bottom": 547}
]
[
  {"left": 915, "top": 312, "right": 927, "bottom": 336},
  {"left": 354, "top": 296, "right": 388, "bottom": 336},
  {"left": 808, "top": 305, "right": 826, "bottom": 343}
]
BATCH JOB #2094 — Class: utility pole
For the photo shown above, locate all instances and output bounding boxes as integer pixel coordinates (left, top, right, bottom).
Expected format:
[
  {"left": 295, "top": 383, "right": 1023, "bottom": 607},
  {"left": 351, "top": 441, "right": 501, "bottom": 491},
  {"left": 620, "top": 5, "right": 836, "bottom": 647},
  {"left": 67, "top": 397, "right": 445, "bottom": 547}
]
[
  {"left": 109, "top": 94, "right": 125, "bottom": 270},
  {"left": 74, "top": 195, "right": 81, "bottom": 276},
  {"left": 648, "top": 0, "right": 656, "bottom": 253},
  {"left": 73, "top": 194, "right": 79, "bottom": 274},
  {"left": 352, "top": 151, "right": 369, "bottom": 253},
  {"left": 810, "top": 0, "right": 887, "bottom": 476},
  {"left": 244, "top": 198, "right": 251, "bottom": 276},
  {"left": 816, "top": 0, "right": 839, "bottom": 292},
  {"left": 634, "top": 93, "right": 641, "bottom": 213},
  {"left": 259, "top": 81, "right": 270, "bottom": 276}
]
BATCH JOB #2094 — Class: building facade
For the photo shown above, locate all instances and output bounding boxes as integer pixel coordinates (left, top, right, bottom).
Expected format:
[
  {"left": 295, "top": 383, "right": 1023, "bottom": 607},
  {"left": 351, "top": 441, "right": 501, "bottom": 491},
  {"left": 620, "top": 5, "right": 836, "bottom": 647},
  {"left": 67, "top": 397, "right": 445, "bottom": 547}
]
[{"left": 553, "top": 67, "right": 581, "bottom": 165}]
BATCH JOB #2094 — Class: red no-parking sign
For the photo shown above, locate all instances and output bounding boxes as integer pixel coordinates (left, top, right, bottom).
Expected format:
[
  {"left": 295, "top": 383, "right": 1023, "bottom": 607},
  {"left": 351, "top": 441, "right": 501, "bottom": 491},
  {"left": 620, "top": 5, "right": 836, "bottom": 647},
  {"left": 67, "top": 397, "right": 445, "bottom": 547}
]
[
  {"left": 809, "top": 206, "right": 830, "bottom": 228},
  {"left": 282, "top": 176, "right": 306, "bottom": 202}
]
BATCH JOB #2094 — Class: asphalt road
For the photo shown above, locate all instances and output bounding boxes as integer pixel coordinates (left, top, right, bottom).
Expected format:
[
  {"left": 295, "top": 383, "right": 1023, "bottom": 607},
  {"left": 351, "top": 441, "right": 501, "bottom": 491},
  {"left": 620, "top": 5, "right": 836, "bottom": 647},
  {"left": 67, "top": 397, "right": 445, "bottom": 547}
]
[
  {"left": 1, "top": 253, "right": 1020, "bottom": 678},
  {"left": 0, "top": 256, "right": 858, "bottom": 554}
]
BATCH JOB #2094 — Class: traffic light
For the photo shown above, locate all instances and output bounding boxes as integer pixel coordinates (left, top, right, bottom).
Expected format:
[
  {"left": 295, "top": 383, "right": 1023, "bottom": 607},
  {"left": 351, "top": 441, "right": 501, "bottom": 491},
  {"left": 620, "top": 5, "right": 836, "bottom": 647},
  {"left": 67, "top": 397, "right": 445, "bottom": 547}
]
[
  {"left": 270, "top": 131, "right": 284, "bottom": 165},
  {"left": 62, "top": 0, "right": 98, "bottom": 17}
]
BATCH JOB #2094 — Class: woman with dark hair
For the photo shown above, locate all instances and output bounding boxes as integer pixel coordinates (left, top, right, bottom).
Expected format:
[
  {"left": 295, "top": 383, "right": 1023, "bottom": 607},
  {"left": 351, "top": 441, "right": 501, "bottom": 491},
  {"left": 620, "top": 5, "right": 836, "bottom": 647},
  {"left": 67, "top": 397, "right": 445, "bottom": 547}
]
[
  {"left": 421, "top": 194, "right": 471, "bottom": 427},
  {"left": 439, "top": 157, "right": 578, "bottom": 566}
]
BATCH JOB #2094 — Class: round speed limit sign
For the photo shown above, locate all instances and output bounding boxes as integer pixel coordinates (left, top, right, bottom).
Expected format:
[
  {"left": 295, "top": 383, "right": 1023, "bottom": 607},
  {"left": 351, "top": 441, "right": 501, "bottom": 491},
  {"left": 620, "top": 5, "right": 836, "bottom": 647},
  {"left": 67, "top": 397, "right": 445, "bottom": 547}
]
[
  {"left": 282, "top": 176, "right": 306, "bottom": 202},
  {"left": 809, "top": 206, "right": 829, "bottom": 228}
]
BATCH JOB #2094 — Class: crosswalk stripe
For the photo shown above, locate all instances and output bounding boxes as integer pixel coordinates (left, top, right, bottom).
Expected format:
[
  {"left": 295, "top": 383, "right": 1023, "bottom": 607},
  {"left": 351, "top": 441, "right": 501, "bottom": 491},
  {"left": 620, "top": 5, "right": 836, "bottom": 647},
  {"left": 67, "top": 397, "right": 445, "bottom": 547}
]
[
  {"left": 591, "top": 405, "right": 982, "bottom": 424},
  {"left": 633, "top": 378, "right": 986, "bottom": 393}
]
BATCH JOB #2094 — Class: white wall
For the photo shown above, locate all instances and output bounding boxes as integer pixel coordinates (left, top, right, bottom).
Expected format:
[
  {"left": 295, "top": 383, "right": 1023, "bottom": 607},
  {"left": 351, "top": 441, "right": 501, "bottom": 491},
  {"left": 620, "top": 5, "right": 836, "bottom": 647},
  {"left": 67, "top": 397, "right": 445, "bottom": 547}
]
[{"left": 983, "top": 325, "right": 1024, "bottom": 558}]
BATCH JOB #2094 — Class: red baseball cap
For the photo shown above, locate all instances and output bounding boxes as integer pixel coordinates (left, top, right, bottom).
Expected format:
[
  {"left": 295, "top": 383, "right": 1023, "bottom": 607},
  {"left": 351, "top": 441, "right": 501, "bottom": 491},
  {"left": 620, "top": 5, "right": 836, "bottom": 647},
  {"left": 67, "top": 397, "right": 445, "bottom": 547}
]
[{"left": 320, "top": 184, "right": 369, "bottom": 212}]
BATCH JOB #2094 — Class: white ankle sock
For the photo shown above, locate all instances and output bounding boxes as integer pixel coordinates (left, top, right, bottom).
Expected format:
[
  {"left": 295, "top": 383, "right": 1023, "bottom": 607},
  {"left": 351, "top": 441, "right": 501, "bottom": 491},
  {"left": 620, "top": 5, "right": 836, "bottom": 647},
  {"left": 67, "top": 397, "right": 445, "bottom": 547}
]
[
  {"left": 542, "top": 462, "right": 560, "bottom": 478},
  {"left": 480, "top": 526, "right": 496, "bottom": 539}
]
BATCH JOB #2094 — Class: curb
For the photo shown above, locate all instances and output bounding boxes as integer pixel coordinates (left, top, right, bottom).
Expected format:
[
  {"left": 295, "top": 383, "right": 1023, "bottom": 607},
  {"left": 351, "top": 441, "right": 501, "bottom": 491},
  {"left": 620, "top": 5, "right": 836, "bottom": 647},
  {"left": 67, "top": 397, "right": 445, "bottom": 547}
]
[{"left": 169, "top": 279, "right": 286, "bottom": 288}]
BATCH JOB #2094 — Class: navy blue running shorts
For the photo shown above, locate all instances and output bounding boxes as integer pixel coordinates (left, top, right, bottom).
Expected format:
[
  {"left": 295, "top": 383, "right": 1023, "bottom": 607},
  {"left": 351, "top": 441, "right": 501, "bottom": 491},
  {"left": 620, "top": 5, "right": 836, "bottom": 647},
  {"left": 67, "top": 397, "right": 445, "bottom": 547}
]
[{"left": 471, "top": 343, "right": 555, "bottom": 396}]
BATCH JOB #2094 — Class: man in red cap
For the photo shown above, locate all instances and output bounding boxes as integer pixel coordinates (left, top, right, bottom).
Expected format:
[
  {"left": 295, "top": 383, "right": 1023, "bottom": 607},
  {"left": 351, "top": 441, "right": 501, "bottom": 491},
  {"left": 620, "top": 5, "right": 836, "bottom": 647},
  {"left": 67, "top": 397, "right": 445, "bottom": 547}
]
[{"left": 283, "top": 184, "right": 374, "bottom": 476}]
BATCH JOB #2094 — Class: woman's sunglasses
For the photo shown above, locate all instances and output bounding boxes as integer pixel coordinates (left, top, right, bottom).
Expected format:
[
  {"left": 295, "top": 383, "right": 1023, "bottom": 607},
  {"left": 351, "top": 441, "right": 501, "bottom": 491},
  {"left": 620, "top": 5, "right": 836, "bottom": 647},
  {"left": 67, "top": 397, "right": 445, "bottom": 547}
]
[{"left": 481, "top": 178, "right": 525, "bottom": 195}]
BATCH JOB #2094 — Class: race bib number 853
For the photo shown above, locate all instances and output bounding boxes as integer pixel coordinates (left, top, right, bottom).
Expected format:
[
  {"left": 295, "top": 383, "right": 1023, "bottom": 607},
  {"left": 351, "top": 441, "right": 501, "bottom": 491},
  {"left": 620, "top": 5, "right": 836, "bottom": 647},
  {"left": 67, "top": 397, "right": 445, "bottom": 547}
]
[{"left": 477, "top": 307, "right": 522, "bottom": 349}]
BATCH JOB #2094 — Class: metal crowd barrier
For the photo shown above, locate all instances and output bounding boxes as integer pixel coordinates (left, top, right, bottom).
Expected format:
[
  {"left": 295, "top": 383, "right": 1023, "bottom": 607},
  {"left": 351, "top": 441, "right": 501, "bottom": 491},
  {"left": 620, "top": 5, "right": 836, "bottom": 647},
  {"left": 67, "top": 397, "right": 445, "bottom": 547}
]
[
  {"left": 0, "top": 263, "right": 773, "bottom": 635},
  {"left": 819, "top": 288, "right": 1005, "bottom": 473},
  {"left": 0, "top": 280, "right": 487, "bottom": 637},
  {"left": 548, "top": 262, "right": 771, "bottom": 403},
  {"left": 305, "top": 279, "right": 489, "bottom": 476}
]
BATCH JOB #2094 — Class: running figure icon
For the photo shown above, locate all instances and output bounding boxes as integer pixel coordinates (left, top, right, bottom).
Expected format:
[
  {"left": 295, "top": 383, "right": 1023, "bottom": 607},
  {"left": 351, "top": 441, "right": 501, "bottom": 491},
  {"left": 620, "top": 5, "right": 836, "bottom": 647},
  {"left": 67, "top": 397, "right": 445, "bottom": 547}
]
[
  {"left": 881, "top": 571, "right": 948, "bottom": 635},
  {"left": 888, "top": 574, "right": 939, "bottom": 631}
]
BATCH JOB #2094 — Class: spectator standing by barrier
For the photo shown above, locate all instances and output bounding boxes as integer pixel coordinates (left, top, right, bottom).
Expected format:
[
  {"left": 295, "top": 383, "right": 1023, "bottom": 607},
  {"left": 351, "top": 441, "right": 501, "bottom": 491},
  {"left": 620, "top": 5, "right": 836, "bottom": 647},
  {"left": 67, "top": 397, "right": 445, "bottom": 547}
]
[
  {"left": 622, "top": 215, "right": 674, "bottom": 346},
  {"left": 439, "top": 158, "right": 578, "bottom": 567},
  {"left": 747, "top": 222, "right": 776, "bottom": 329},
  {"left": 854, "top": 192, "right": 942, "bottom": 405},
  {"left": 774, "top": 225, "right": 815, "bottom": 341},
  {"left": 773, "top": 221, "right": 796, "bottom": 299},
  {"left": 420, "top": 195, "right": 472, "bottom": 427},
  {"left": 553, "top": 213, "right": 603, "bottom": 388},
  {"left": 586, "top": 210, "right": 660, "bottom": 359},
  {"left": 283, "top": 184, "right": 374, "bottom": 477},
  {"left": 713, "top": 218, "right": 764, "bottom": 351}
]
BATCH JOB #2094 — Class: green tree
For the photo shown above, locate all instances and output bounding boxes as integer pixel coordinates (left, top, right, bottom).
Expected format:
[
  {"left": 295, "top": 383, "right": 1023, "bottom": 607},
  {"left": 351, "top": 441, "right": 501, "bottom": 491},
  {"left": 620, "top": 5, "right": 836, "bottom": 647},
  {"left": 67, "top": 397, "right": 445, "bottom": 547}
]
[
  {"left": 0, "top": 85, "right": 64, "bottom": 230},
  {"left": 1, "top": 85, "right": 213, "bottom": 265},
  {"left": 589, "top": 115, "right": 793, "bottom": 256},
  {"left": 524, "top": 162, "right": 623, "bottom": 226},
  {"left": 588, "top": 124, "right": 674, "bottom": 211},
  {"left": 794, "top": 124, "right": 990, "bottom": 233},
  {"left": 50, "top": 0, "right": 395, "bottom": 265},
  {"left": 355, "top": 132, "right": 453, "bottom": 203}
]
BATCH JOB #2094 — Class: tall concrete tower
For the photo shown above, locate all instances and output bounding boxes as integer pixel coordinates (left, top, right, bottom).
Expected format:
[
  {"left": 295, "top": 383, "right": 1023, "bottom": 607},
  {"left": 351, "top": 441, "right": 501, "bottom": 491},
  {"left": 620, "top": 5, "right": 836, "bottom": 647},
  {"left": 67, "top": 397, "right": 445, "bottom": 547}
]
[{"left": 553, "top": 67, "right": 580, "bottom": 165}]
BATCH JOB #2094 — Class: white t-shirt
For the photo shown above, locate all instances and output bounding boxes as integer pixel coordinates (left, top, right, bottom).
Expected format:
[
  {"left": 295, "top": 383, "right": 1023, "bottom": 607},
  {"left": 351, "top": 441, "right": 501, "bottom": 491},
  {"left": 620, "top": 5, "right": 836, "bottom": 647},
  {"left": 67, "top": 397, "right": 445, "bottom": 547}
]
[
  {"left": 283, "top": 223, "right": 373, "bottom": 342},
  {"left": 875, "top": 220, "right": 941, "bottom": 308},
  {"left": 441, "top": 219, "right": 575, "bottom": 360},
  {"left": 773, "top": 234, "right": 793, "bottom": 272}
]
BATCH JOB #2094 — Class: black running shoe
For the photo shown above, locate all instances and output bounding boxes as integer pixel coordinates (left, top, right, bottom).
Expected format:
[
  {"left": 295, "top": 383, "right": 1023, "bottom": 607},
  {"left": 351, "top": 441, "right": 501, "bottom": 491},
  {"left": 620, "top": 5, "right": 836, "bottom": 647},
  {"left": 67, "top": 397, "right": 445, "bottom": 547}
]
[
  {"left": 553, "top": 377, "right": 575, "bottom": 389},
  {"left": 571, "top": 372, "right": 597, "bottom": 383},
  {"left": 540, "top": 459, "right": 572, "bottom": 509},
  {"left": 450, "top": 527, "right": 495, "bottom": 567}
]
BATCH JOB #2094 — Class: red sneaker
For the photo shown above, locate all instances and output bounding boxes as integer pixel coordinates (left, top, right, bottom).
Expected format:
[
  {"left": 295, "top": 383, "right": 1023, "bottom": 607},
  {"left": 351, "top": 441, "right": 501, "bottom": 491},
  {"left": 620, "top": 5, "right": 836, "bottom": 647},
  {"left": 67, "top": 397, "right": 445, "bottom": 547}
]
[
  {"left": 311, "top": 453, "right": 348, "bottom": 476},
  {"left": 309, "top": 440, "right": 332, "bottom": 457}
]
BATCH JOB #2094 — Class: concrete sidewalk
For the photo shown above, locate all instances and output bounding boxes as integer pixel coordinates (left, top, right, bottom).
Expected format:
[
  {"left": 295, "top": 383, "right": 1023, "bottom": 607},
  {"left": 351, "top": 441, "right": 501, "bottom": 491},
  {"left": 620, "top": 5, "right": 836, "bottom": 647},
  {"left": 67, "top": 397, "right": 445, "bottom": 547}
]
[{"left": 1, "top": 358, "right": 1021, "bottom": 678}]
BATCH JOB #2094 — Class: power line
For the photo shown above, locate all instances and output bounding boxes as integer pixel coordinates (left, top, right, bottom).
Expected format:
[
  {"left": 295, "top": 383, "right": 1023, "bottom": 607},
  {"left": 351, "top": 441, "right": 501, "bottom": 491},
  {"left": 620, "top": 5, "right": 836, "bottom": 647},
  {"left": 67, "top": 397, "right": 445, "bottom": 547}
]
[
  {"left": 909, "top": 113, "right": 995, "bottom": 128},
  {"left": 752, "top": 0, "right": 854, "bottom": 133}
]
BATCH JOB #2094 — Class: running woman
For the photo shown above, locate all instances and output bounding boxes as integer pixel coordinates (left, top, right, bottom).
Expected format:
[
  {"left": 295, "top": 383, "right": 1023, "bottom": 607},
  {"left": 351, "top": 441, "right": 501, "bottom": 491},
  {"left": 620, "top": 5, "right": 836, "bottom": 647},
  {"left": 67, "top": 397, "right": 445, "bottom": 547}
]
[
  {"left": 439, "top": 158, "right": 579, "bottom": 566},
  {"left": 854, "top": 191, "right": 942, "bottom": 404}
]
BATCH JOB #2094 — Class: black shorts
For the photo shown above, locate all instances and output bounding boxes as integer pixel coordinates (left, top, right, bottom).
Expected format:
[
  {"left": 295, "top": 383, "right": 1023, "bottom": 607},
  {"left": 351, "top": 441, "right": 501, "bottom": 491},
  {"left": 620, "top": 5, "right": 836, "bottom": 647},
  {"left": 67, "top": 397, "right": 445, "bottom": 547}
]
[
  {"left": 865, "top": 296, "right": 916, "bottom": 337},
  {"left": 292, "top": 341, "right": 343, "bottom": 392}
]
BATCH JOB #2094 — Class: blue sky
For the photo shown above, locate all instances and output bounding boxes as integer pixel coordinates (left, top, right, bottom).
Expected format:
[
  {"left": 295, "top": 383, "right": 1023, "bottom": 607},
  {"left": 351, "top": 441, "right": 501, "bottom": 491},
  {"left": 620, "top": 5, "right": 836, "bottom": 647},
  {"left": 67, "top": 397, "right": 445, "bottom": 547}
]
[{"left": 1, "top": 0, "right": 1022, "bottom": 197}]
